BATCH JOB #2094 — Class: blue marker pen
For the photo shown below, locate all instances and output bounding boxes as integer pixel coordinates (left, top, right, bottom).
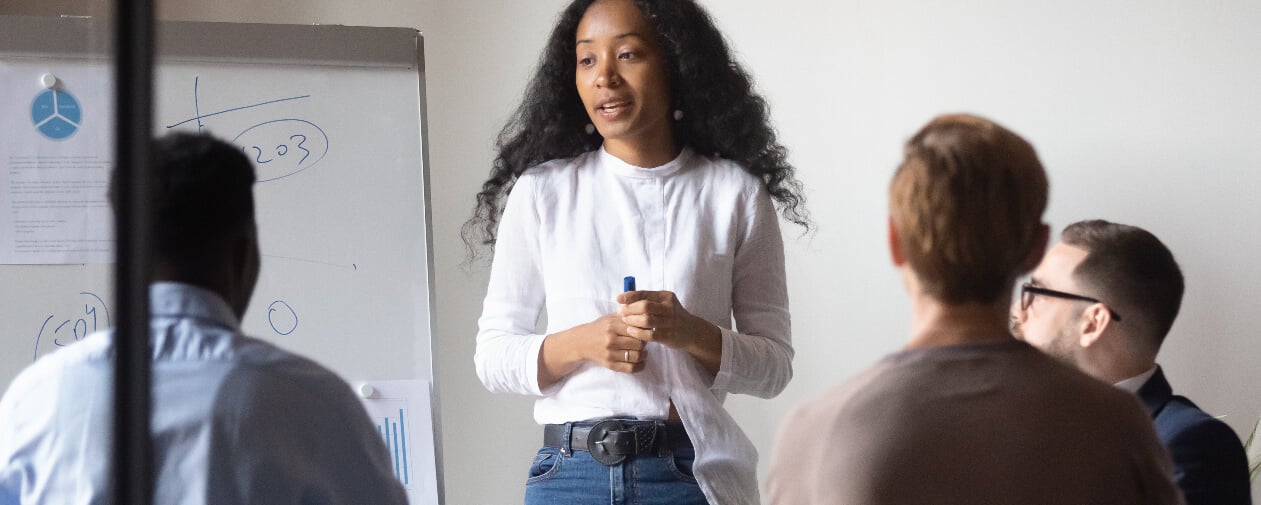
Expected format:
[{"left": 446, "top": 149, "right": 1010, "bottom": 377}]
[{"left": 623, "top": 276, "right": 636, "bottom": 292}]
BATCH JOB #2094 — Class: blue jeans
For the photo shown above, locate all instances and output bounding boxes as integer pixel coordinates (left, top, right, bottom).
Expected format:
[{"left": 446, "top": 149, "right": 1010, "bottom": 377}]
[{"left": 523, "top": 445, "right": 708, "bottom": 505}]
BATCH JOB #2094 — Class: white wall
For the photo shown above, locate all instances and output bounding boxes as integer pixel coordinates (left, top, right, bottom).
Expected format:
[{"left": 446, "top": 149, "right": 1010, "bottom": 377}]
[
  {"left": 706, "top": 3, "right": 1261, "bottom": 502},
  {"left": 3, "top": 1, "right": 1259, "bottom": 503}
]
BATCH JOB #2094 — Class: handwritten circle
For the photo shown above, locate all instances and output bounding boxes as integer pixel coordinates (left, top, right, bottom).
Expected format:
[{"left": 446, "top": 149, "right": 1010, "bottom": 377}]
[
  {"left": 33, "top": 291, "right": 111, "bottom": 362},
  {"left": 267, "top": 300, "right": 299, "bottom": 336},
  {"left": 232, "top": 119, "right": 329, "bottom": 182}
]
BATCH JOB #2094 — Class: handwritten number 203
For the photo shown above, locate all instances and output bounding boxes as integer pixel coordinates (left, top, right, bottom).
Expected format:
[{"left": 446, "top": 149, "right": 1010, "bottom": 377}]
[{"left": 247, "top": 134, "right": 311, "bottom": 165}]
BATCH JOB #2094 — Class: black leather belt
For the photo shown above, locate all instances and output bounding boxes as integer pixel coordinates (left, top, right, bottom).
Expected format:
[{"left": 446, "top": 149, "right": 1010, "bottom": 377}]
[{"left": 543, "top": 419, "right": 692, "bottom": 466}]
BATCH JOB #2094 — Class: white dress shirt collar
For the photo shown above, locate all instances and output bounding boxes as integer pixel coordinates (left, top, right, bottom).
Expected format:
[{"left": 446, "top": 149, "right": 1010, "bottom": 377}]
[{"left": 1114, "top": 365, "right": 1159, "bottom": 394}]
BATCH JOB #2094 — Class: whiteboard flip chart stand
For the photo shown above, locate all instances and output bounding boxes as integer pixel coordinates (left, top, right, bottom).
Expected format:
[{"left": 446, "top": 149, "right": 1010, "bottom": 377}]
[{"left": 0, "top": 16, "right": 443, "bottom": 503}]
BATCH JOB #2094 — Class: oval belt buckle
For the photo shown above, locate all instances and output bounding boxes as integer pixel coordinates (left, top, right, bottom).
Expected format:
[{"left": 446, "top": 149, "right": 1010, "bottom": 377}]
[{"left": 587, "top": 419, "right": 628, "bottom": 466}]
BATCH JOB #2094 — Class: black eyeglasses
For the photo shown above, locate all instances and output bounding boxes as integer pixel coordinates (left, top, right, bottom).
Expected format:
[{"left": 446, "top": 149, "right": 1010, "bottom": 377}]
[{"left": 1020, "top": 282, "right": 1122, "bottom": 322}]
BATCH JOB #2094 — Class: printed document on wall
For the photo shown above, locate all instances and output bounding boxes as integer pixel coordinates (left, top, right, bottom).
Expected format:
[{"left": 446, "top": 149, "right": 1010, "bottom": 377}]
[
  {"left": 0, "top": 62, "right": 114, "bottom": 264},
  {"left": 358, "top": 379, "right": 440, "bottom": 504}
]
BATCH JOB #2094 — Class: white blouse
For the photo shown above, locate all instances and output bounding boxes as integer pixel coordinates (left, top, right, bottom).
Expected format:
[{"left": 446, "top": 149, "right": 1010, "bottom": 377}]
[{"left": 475, "top": 146, "right": 792, "bottom": 504}]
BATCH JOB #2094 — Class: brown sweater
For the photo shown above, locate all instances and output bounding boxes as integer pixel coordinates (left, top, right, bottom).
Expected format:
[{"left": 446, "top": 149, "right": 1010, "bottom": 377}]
[{"left": 767, "top": 339, "right": 1183, "bottom": 505}]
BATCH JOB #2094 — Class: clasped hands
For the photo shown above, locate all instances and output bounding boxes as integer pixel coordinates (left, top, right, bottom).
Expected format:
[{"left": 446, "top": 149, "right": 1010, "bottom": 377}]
[
  {"left": 583, "top": 290, "right": 704, "bottom": 374},
  {"left": 539, "top": 290, "right": 722, "bottom": 389}
]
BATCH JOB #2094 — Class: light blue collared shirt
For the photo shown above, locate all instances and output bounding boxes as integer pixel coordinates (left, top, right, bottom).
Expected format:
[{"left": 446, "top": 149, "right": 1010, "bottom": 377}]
[{"left": 0, "top": 282, "right": 406, "bottom": 505}]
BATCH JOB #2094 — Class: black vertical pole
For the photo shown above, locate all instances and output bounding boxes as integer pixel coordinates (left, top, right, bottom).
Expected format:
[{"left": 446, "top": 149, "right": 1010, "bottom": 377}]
[{"left": 112, "top": 0, "right": 154, "bottom": 501}]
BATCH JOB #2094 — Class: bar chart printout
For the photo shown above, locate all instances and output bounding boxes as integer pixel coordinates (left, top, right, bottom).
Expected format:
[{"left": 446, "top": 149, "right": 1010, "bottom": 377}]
[
  {"left": 376, "top": 403, "right": 411, "bottom": 485},
  {"left": 358, "top": 380, "right": 438, "bottom": 504}
]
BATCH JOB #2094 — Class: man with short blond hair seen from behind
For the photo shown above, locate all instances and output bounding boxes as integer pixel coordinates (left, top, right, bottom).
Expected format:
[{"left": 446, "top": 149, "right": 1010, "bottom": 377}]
[
  {"left": 1013, "top": 219, "right": 1251, "bottom": 505},
  {"left": 766, "top": 114, "right": 1183, "bottom": 505}
]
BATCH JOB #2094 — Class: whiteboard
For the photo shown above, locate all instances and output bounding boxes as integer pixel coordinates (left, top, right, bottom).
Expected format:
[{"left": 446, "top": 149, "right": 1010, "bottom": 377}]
[{"left": 0, "top": 16, "right": 441, "bottom": 502}]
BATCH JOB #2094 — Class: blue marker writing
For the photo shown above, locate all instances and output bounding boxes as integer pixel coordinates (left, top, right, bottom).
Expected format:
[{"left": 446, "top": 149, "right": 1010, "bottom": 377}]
[{"left": 624, "top": 276, "right": 636, "bottom": 292}]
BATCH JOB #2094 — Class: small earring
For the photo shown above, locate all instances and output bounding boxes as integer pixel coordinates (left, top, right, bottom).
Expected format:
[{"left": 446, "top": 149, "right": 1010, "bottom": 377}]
[
  {"left": 585, "top": 123, "right": 596, "bottom": 135},
  {"left": 673, "top": 110, "right": 684, "bottom": 121}
]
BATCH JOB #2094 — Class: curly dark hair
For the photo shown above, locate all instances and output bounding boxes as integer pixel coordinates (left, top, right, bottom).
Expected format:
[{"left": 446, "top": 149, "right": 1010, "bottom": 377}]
[{"left": 462, "top": 0, "right": 811, "bottom": 256}]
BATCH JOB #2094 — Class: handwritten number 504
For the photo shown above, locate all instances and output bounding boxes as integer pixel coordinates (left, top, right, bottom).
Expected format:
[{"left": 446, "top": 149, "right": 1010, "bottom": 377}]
[{"left": 33, "top": 300, "right": 108, "bottom": 362}]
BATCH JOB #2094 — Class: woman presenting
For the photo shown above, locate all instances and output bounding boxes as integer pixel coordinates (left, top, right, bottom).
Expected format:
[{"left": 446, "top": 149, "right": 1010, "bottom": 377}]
[{"left": 466, "top": 0, "right": 809, "bottom": 502}]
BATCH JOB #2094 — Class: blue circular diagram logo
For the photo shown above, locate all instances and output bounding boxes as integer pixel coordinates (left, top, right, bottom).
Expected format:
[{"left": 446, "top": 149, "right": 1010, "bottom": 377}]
[{"left": 31, "top": 89, "right": 82, "bottom": 141}]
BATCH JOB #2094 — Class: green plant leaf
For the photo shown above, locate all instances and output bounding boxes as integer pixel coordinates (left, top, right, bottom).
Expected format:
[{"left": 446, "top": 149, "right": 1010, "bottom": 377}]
[{"left": 1248, "top": 417, "right": 1261, "bottom": 484}]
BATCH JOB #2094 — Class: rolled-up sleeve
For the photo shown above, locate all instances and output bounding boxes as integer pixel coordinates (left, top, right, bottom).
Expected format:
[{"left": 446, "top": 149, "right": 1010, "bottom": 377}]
[
  {"left": 473, "top": 175, "right": 551, "bottom": 397},
  {"left": 711, "top": 185, "right": 793, "bottom": 398}
]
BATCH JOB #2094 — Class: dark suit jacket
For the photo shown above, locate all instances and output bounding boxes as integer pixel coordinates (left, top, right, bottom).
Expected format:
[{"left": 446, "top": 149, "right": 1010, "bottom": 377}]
[{"left": 1137, "top": 366, "right": 1252, "bottom": 505}]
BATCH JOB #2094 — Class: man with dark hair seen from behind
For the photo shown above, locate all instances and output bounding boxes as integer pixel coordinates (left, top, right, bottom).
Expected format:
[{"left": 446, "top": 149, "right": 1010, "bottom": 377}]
[
  {"left": 0, "top": 132, "right": 407, "bottom": 504},
  {"left": 1013, "top": 219, "right": 1251, "bottom": 505},
  {"left": 767, "top": 114, "right": 1183, "bottom": 504}
]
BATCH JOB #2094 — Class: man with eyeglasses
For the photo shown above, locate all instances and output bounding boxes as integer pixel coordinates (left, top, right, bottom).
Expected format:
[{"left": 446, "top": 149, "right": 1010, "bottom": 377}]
[{"left": 1012, "top": 219, "right": 1251, "bottom": 505}]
